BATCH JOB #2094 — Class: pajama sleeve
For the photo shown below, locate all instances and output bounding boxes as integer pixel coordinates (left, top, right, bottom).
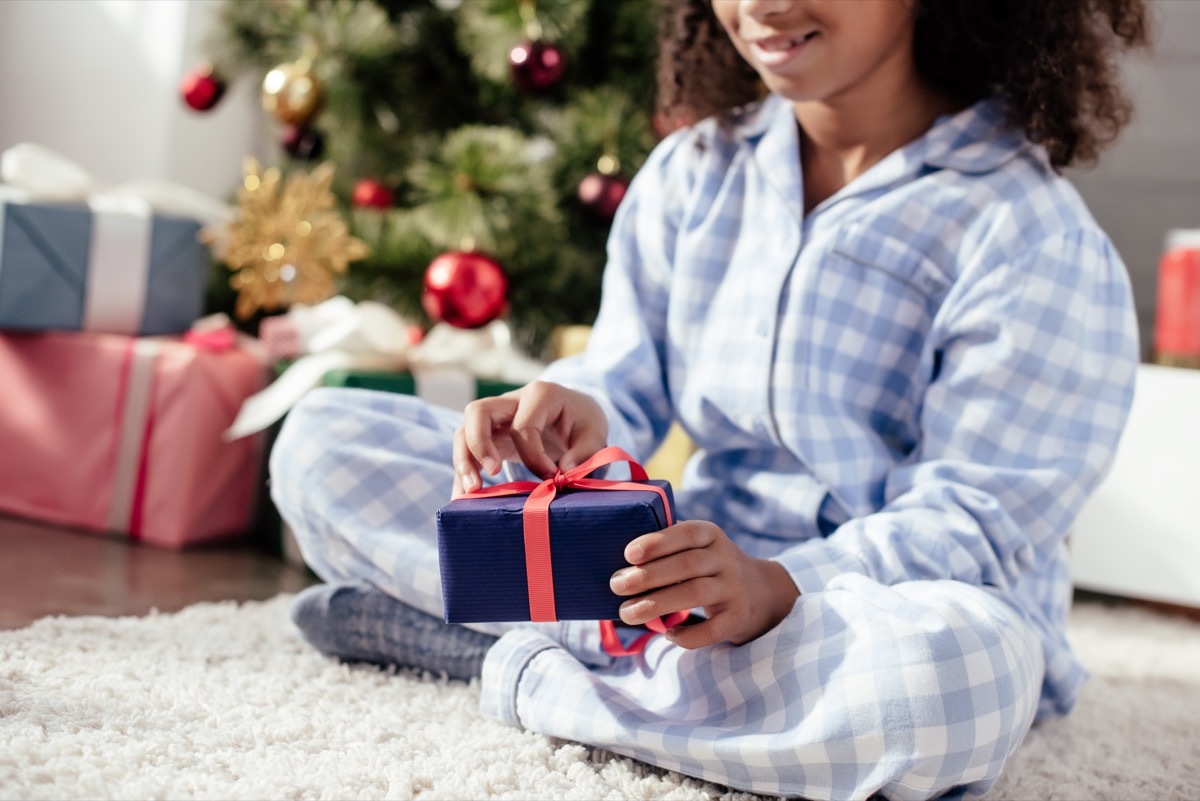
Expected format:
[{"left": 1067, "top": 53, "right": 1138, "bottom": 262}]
[
  {"left": 538, "top": 132, "right": 691, "bottom": 464},
  {"left": 774, "top": 227, "right": 1139, "bottom": 596}
]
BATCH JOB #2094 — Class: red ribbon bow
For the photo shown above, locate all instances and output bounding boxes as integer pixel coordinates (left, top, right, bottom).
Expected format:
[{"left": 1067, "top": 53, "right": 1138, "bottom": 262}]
[{"left": 456, "top": 445, "right": 689, "bottom": 656}]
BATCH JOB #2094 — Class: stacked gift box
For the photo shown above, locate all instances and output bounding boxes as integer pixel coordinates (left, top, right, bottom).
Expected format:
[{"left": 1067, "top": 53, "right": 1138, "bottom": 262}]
[
  {"left": 263, "top": 365, "right": 528, "bottom": 572},
  {"left": 0, "top": 146, "right": 269, "bottom": 548},
  {"left": 241, "top": 298, "right": 543, "bottom": 570}
]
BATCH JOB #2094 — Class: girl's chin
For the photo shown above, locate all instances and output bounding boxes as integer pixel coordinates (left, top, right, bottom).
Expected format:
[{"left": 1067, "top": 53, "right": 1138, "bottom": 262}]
[{"left": 755, "top": 77, "right": 824, "bottom": 106}]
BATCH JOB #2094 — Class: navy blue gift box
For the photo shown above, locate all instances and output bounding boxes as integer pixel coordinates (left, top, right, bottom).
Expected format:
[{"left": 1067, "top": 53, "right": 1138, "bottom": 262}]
[
  {"left": 0, "top": 199, "right": 209, "bottom": 335},
  {"left": 437, "top": 479, "right": 675, "bottom": 623}
]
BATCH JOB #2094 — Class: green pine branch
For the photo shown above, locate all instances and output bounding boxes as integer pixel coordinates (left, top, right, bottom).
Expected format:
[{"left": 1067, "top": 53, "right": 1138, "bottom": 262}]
[{"left": 200, "top": 0, "right": 662, "bottom": 352}]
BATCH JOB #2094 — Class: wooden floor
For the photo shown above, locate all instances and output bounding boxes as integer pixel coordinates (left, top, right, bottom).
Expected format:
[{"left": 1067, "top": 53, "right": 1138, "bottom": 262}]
[{"left": 0, "top": 513, "right": 317, "bottom": 631}]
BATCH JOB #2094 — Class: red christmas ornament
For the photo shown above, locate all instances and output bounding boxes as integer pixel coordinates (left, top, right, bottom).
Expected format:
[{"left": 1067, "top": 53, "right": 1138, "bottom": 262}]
[
  {"left": 508, "top": 40, "right": 567, "bottom": 93},
  {"left": 351, "top": 178, "right": 394, "bottom": 209},
  {"left": 578, "top": 172, "right": 629, "bottom": 222},
  {"left": 422, "top": 251, "right": 509, "bottom": 329},
  {"left": 179, "top": 62, "right": 226, "bottom": 112},
  {"left": 280, "top": 124, "right": 325, "bottom": 161}
]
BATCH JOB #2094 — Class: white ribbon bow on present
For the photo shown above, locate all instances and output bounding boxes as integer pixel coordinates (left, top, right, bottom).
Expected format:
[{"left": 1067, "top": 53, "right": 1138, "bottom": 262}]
[
  {"left": 0, "top": 143, "right": 234, "bottom": 335},
  {"left": 224, "top": 295, "right": 546, "bottom": 440},
  {"left": 0, "top": 143, "right": 233, "bottom": 222}
]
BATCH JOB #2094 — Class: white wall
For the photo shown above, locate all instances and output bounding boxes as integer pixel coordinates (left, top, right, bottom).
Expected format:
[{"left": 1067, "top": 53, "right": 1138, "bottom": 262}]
[
  {"left": 1066, "top": 0, "right": 1200, "bottom": 358},
  {"left": 0, "top": 0, "right": 266, "bottom": 201}
]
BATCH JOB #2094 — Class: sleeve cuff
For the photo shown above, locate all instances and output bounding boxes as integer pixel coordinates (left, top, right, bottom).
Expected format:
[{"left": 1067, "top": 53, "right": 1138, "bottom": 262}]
[
  {"left": 772, "top": 538, "right": 870, "bottom": 596},
  {"left": 572, "top": 385, "right": 642, "bottom": 460}
]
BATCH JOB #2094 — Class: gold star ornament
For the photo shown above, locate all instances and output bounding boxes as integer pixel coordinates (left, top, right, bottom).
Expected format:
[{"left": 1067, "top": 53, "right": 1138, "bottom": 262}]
[{"left": 203, "top": 158, "right": 370, "bottom": 319}]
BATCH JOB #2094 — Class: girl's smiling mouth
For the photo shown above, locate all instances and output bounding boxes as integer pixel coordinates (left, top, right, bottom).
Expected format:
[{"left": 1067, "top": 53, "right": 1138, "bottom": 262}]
[{"left": 748, "top": 30, "right": 820, "bottom": 68}]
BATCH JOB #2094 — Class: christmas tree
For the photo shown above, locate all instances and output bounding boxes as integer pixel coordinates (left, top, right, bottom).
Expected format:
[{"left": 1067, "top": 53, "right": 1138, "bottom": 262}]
[{"left": 189, "top": 0, "right": 664, "bottom": 356}]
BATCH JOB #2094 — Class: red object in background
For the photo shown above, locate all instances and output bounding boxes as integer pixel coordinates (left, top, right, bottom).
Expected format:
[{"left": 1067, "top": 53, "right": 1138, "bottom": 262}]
[
  {"left": 578, "top": 172, "right": 629, "bottom": 222},
  {"left": 179, "top": 63, "right": 226, "bottom": 112},
  {"left": 1153, "top": 231, "right": 1200, "bottom": 362},
  {"left": 508, "top": 40, "right": 567, "bottom": 93},
  {"left": 0, "top": 331, "right": 266, "bottom": 548},
  {"left": 351, "top": 178, "right": 394, "bottom": 209},
  {"left": 422, "top": 251, "right": 509, "bottom": 329}
]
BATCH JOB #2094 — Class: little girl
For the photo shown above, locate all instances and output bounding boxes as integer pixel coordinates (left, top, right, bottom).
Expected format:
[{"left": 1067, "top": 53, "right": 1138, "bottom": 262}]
[{"left": 272, "top": 1, "right": 1151, "bottom": 798}]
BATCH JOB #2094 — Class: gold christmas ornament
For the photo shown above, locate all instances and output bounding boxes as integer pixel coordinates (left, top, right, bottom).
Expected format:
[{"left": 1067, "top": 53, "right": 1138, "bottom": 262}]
[
  {"left": 202, "top": 157, "right": 370, "bottom": 319},
  {"left": 261, "top": 58, "right": 323, "bottom": 125}
]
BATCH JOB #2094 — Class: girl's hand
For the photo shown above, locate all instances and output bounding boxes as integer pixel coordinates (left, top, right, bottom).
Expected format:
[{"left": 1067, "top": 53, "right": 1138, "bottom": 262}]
[
  {"left": 452, "top": 380, "right": 609, "bottom": 496},
  {"left": 610, "top": 520, "right": 800, "bottom": 649}
]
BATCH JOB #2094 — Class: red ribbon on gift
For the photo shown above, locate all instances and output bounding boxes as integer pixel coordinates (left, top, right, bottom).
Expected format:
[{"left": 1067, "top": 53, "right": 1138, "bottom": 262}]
[
  {"left": 456, "top": 445, "right": 689, "bottom": 657},
  {"left": 182, "top": 316, "right": 239, "bottom": 352},
  {"left": 110, "top": 325, "right": 243, "bottom": 540}
]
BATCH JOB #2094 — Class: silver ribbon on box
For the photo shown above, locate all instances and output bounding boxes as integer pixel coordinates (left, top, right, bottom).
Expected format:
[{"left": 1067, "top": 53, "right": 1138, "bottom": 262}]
[
  {"left": 0, "top": 143, "right": 233, "bottom": 335},
  {"left": 224, "top": 295, "right": 546, "bottom": 439}
]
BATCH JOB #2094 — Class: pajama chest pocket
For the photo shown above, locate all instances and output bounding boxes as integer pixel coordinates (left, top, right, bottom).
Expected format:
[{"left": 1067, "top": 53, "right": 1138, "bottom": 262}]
[{"left": 801, "top": 222, "right": 952, "bottom": 412}]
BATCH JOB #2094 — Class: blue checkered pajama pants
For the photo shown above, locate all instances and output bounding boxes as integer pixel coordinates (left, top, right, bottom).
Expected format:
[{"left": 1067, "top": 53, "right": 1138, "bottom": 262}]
[{"left": 271, "top": 388, "right": 1044, "bottom": 801}]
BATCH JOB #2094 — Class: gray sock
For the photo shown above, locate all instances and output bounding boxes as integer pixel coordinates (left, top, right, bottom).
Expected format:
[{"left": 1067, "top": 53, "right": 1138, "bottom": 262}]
[{"left": 290, "top": 581, "right": 497, "bottom": 681}]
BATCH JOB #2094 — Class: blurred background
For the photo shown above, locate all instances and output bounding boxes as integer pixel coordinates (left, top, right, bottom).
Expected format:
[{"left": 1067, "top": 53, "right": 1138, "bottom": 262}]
[{"left": 1, "top": 0, "right": 1196, "bottom": 354}]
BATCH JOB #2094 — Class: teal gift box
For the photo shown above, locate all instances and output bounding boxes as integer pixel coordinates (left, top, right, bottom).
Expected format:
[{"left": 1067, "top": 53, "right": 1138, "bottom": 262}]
[{"left": 0, "top": 198, "right": 209, "bottom": 335}]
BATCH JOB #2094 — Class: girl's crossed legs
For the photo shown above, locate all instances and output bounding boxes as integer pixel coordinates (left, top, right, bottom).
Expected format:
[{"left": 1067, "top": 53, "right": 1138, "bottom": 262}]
[{"left": 271, "top": 388, "right": 1042, "bottom": 801}]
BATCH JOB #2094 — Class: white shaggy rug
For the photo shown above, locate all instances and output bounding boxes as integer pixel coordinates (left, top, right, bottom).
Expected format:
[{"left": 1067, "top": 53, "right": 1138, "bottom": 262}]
[{"left": 2, "top": 595, "right": 1198, "bottom": 801}]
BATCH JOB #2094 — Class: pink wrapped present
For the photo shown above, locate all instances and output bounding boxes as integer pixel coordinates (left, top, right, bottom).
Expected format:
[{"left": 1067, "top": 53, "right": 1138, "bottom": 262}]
[{"left": 0, "top": 329, "right": 269, "bottom": 547}]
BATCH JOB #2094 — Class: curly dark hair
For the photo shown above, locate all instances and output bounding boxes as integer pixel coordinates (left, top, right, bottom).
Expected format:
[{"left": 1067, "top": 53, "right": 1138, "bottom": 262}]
[{"left": 656, "top": 0, "right": 1152, "bottom": 169}]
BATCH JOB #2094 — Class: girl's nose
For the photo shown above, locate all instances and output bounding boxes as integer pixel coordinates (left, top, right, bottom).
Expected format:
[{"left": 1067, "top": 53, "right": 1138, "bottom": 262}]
[{"left": 738, "top": 0, "right": 794, "bottom": 22}]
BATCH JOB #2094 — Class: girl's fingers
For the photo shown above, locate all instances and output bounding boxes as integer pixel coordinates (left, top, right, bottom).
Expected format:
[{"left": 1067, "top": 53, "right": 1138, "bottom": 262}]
[
  {"left": 617, "top": 576, "right": 722, "bottom": 627},
  {"left": 508, "top": 387, "right": 562, "bottom": 479},
  {"left": 624, "top": 521, "right": 718, "bottom": 565},
  {"left": 558, "top": 432, "right": 607, "bottom": 473},
  {"left": 455, "top": 381, "right": 610, "bottom": 488},
  {"left": 461, "top": 396, "right": 515, "bottom": 477},
  {"left": 510, "top": 430, "right": 558, "bottom": 479},
  {"left": 610, "top": 545, "right": 719, "bottom": 597},
  {"left": 663, "top": 616, "right": 727, "bottom": 650},
  {"left": 451, "top": 426, "right": 482, "bottom": 495}
]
